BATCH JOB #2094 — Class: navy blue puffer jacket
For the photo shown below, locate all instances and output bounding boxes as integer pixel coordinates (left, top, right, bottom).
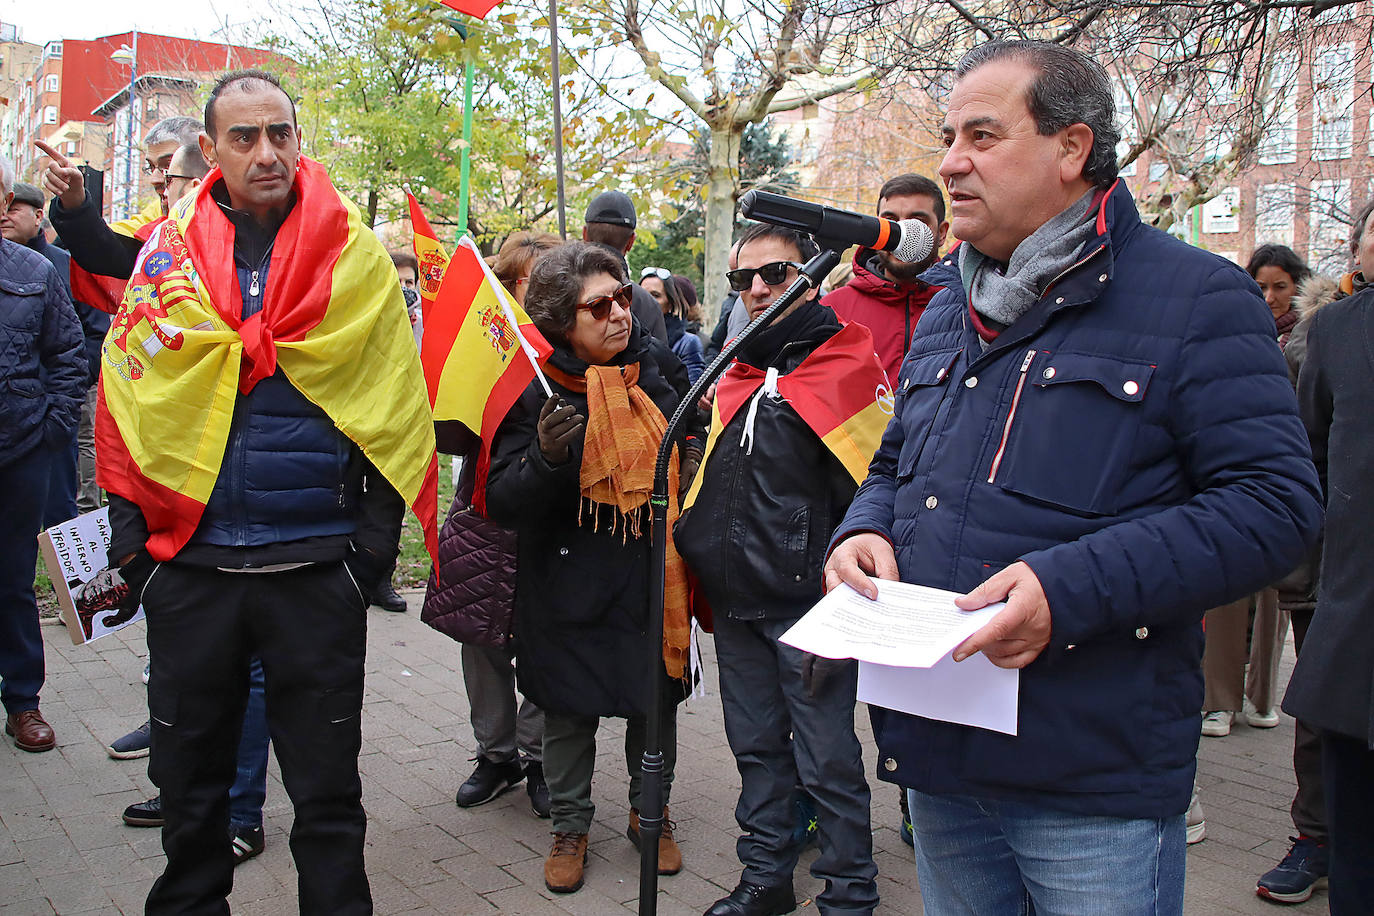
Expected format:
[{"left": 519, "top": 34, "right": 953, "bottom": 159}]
[
  {"left": 831, "top": 182, "right": 1323, "bottom": 819},
  {"left": 0, "top": 239, "right": 85, "bottom": 468}
]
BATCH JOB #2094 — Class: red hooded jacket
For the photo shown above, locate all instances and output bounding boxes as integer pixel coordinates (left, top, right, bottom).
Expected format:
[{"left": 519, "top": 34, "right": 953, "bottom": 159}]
[{"left": 822, "top": 248, "right": 942, "bottom": 381}]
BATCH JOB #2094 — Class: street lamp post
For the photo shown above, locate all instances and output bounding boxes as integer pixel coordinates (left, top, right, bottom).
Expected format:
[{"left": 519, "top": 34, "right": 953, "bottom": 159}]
[{"left": 110, "top": 28, "right": 138, "bottom": 219}]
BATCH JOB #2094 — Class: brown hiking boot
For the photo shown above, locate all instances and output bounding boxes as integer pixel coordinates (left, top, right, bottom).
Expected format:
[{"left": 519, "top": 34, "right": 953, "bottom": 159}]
[
  {"left": 544, "top": 831, "right": 588, "bottom": 893},
  {"left": 627, "top": 806, "right": 682, "bottom": 875}
]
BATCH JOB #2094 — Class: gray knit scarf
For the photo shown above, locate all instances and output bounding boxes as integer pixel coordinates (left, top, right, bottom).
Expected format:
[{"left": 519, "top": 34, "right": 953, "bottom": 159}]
[{"left": 960, "top": 190, "right": 1100, "bottom": 342}]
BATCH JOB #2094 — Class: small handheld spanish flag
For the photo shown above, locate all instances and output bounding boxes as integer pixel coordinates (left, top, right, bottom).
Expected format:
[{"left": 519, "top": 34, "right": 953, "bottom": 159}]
[
  {"left": 407, "top": 191, "right": 451, "bottom": 324},
  {"left": 420, "top": 236, "right": 552, "bottom": 513}
]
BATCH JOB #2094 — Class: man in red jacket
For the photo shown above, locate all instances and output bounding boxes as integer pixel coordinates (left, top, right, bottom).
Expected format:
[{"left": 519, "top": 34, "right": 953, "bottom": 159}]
[{"left": 823, "top": 174, "right": 949, "bottom": 380}]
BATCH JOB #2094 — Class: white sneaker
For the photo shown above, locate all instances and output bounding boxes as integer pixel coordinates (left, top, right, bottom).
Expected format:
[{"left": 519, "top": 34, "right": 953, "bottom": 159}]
[
  {"left": 1201, "top": 710, "right": 1234, "bottom": 737},
  {"left": 1186, "top": 793, "right": 1206, "bottom": 845},
  {"left": 1245, "top": 700, "right": 1279, "bottom": 728}
]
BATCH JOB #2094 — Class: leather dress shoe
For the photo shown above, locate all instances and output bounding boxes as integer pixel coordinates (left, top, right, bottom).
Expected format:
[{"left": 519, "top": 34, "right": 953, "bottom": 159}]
[
  {"left": 373, "top": 581, "right": 408, "bottom": 612},
  {"left": 704, "top": 880, "right": 796, "bottom": 916},
  {"left": 5, "top": 709, "right": 55, "bottom": 752}
]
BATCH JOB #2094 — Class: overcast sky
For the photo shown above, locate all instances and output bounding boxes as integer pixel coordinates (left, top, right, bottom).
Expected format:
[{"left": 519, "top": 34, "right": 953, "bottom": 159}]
[{"left": 0, "top": 0, "right": 283, "bottom": 48}]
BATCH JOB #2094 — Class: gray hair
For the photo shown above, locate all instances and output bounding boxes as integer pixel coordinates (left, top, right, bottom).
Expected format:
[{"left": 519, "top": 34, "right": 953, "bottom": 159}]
[
  {"left": 955, "top": 40, "right": 1120, "bottom": 189},
  {"left": 0, "top": 155, "right": 13, "bottom": 198},
  {"left": 144, "top": 116, "right": 204, "bottom": 149},
  {"left": 174, "top": 141, "right": 211, "bottom": 180}
]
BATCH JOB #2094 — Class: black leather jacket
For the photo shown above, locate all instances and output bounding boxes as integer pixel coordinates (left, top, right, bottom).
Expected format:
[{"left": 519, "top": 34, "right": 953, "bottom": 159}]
[{"left": 674, "top": 302, "right": 857, "bottom": 621}]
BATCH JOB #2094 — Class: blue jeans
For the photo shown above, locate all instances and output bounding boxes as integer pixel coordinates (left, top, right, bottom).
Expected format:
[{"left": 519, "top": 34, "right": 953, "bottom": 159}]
[
  {"left": 907, "top": 789, "right": 1185, "bottom": 915},
  {"left": 229, "top": 657, "right": 269, "bottom": 830}
]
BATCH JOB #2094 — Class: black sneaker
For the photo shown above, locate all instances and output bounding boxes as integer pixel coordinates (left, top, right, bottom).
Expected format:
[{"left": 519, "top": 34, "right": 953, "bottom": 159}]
[
  {"left": 231, "top": 824, "right": 265, "bottom": 865},
  {"left": 525, "top": 761, "right": 551, "bottom": 818},
  {"left": 122, "top": 795, "right": 164, "bottom": 827},
  {"left": 1256, "top": 835, "right": 1328, "bottom": 904},
  {"left": 455, "top": 756, "right": 524, "bottom": 808},
  {"left": 373, "top": 581, "right": 408, "bottom": 613},
  {"left": 107, "top": 720, "right": 152, "bottom": 760}
]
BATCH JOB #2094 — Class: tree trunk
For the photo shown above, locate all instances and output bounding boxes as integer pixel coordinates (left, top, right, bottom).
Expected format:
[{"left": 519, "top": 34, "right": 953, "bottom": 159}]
[
  {"left": 701, "top": 123, "right": 744, "bottom": 316},
  {"left": 366, "top": 188, "right": 378, "bottom": 229}
]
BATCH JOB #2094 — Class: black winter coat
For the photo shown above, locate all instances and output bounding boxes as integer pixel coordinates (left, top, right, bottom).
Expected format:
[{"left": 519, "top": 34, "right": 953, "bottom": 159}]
[
  {"left": 484, "top": 323, "right": 701, "bottom": 718},
  {"left": 674, "top": 302, "right": 856, "bottom": 620},
  {"left": 1284, "top": 285, "right": 1374, "bottom": 748}
]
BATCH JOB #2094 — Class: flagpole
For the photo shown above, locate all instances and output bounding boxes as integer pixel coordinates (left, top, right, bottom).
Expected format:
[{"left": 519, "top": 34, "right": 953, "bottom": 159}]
[
  {"left": 547, "top": 0, "right": 568, "bottom": 239},
  {"left": 457, "top": 60, "right": 475, "bottom": 240}
]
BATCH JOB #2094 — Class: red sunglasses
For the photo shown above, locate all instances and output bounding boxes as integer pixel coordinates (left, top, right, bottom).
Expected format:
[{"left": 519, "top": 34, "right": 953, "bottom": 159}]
[{"left": 577, "top": 283, "right": 634, "bottom": 320}]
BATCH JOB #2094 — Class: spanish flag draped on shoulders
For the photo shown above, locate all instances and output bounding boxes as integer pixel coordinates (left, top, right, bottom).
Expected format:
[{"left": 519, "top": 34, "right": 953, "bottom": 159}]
[
  {"left": 68, "top": 199, "right": 164, "bottom": 314},
  {"left": 95, "top": 156, "right": 438, "bottom": 563},
  {"left": 675, "top": 300, "right": 893, "bottom": 623}
]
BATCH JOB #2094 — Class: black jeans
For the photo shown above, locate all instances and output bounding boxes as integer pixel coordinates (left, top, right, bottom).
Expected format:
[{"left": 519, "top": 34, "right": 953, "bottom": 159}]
[
  {"left": 714, "top": 615, "right": 879, "bottom": 913},
  {"left": 1322, "top": 729, "right": 1374, "bottom": 915},
  {"left": 0, "top": 444, "right": 50, "bottom": 715},
  {"left": 143, "top": 561, "right": 371, "bottom": 916}
]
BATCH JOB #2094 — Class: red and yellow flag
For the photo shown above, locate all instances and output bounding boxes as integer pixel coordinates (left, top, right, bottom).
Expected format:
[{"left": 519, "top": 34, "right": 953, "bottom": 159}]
[
  {"left": 683, "top": 320, "right": 893, "bottom": 509},
  {"left": 95, "top": 157, "right": 439, "bottom": 563},
  {"left": 420, "top": 236, "right": 551, "bottom": 512},
  {"left": 70, "top": 200, "right": 164, "bottom": 314},
  {"left": 407, "top": 192, "right": 450, "bottom": 320}
]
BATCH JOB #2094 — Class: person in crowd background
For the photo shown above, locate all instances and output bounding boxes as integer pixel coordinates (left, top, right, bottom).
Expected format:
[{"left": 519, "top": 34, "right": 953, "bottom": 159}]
[
  {"left": 443, "top": 229, "right": 560, "bottom": 820},
  {"left": 825, "top": 39, "right": 1322, "bottom": 913},
  {"left": 822, "top": 173, "right": 949, "bottom": 381},
  {"left": 581, "top": 189, "right": 668, "bottom": 343},
  {"left": 0, "top": 154, "right": 85, "bottom": 756},
  {"left": 1268, "top": 201, "right": 1374, "bottom": 910},
  {"left": 641, "top": 266, "right": 706, "bottom": 383},
  {"left": 483, "top": 241, "right": 703, "bottom": 895},
  {"left": 1197, "top": 243, "right": 1316, "bottom": 742}
]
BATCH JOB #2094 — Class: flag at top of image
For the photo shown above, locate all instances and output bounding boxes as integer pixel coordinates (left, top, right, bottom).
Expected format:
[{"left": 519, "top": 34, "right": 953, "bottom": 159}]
[
  {"left": 439, "top": 0, "right": 503, "bottom": 19},
  {"left": 420, "top": 236, "right": 551, "bottom": 512},
  {"left": 407, "top": 192, "right": 450, "bottom": 320}
]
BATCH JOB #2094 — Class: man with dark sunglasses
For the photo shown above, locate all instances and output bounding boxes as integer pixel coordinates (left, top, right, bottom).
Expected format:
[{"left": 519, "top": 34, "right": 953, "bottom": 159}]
[{"left": 676, "top": 222, "right": 885, "bottom": 916}]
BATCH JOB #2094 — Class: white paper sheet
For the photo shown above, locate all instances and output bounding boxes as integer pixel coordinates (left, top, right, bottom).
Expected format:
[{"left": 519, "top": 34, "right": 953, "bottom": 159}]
[
  {"left": 778, "top": 578, "right": 1003, "bottom": 667},
  {"left": 778, "top": 577, "right": 1019, "bottom": 735},
  {"left": 858, "top": 655, "right": 1019, "bottom": 736}
]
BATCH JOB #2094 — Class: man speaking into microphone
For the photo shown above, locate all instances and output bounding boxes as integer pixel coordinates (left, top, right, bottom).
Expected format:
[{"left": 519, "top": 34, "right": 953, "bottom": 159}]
[
  {"left": 825, "top": 40, "right": 1321, "bottom": 912},
  {"left": 675, "top": 221, "right": 890, "bottom": 916}
]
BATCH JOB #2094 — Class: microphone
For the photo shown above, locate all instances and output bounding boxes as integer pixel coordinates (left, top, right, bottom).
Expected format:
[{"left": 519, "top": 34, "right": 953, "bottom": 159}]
[{"left": 739, "top": 189, "right": 935, "bottom": 265}]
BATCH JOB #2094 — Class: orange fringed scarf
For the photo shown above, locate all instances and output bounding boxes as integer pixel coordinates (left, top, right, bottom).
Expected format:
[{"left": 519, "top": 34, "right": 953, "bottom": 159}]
[{"left": 545, "top": 361, "right": 691, "bottom": 681}]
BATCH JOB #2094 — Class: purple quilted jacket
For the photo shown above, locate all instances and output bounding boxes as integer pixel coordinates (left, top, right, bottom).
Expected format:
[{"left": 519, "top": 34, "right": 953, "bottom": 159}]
[{"left": 421, "top": 480, "right": 517, "bottom": 649}]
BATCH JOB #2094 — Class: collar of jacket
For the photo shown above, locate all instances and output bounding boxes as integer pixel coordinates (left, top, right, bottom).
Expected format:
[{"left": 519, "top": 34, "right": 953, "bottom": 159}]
[
  {"left": 947, "top": 180, "right": 1138, "bottom": 366},
  {"left": 848, "top": 247, "right": 930, "bottom": 302}
]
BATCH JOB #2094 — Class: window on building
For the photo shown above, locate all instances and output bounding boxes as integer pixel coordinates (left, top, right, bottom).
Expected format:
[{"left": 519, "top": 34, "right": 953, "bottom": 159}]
[
  {"left": 44, "top": 74, "right": 58, "bottom": 93},
  {"left": 1258, "top": 56, "right": 1297, "bottom": 165},
  {"left": 1149, "top": 160, "right": 1169, "bottom": 183},
  {"left": 1309, "top": 179, "right": 1352, "bottom": 275},
  {"left": 1312, "top": 44, "right": 1354, "bottom": 161},
  {"left": 43, "top": 105, "right": 56, "bottom": 124},
  {"left": 1113, "top": 76, "right": 1137, "bottom": 177},
  {"left": 1201, "top": 187, "right": 1240, "bottom": 234},
  {"left": 64, "top": 141, "right": 76, "bottom": 156},
  {"left": 1255, "top": 184, "right": 1296, "bottom": 247}
]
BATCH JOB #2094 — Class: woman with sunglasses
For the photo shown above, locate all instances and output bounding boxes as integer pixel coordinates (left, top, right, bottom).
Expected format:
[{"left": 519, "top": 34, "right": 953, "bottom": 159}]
[
  {"left": 640, "top": 267, "right": 706, "bottom": 383},
  {"left": 485, "top": 242, "right": 705, "bottom": 895}
]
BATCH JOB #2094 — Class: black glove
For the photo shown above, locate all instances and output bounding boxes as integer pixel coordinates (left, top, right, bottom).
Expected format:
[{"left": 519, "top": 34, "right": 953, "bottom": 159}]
[
  {"left": 678, "top": 445, "right": 704, "bottom": 503},
  {"left": 537, "top": 395, "right": 584, "bottom": 465},
  {"left": 800, "top": 654, "right": 853, "bottom": 699},
  {"left": 73, "top": 553, "right": 153, "bottom": 638}
]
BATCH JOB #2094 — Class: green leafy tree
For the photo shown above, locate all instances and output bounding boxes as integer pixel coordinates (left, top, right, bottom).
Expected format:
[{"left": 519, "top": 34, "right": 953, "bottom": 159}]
[
  {"left": 630, "top": 120, "right": 801, "bottom": 291},
  {"left": 267, "top": 0, "right": 668, "bottom": 250}
]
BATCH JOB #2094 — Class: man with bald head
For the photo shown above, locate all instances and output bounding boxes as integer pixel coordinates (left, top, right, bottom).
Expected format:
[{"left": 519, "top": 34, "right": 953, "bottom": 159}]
[{"left": 99, "top": 70, "right": 433, "bottom": 914}]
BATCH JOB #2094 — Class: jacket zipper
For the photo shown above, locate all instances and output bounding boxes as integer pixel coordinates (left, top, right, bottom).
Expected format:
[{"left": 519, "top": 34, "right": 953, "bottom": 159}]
[
  {"left": 986, "top": 348, "right": 1037, "bottom": 484},
  {"left": 1041, "top": 244, "right": 1106, "bottom": 302}
]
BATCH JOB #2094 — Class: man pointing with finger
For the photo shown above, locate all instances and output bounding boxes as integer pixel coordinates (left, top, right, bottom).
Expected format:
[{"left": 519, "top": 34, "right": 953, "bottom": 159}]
[{"left": 823, "top": 40, "right": 1322, "bottom": 913}]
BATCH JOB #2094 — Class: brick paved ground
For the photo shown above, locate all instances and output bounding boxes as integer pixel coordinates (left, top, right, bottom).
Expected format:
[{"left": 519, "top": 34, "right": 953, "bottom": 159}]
[{"left": 1, "top": 593, "right": 1326, "bottom": 914}]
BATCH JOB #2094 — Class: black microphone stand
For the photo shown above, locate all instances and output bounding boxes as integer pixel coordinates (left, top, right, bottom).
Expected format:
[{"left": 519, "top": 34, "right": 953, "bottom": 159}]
[{"left": 636, "top": 241, "right": 844, "bottom": 915}]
